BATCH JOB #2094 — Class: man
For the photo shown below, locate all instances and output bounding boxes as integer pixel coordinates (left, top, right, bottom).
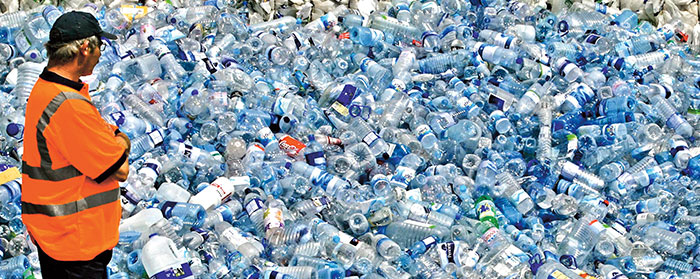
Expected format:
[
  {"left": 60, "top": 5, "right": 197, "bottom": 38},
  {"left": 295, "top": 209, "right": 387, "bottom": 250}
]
[{"left": 21, "top": 11, "right": 131, "bottom": 278}]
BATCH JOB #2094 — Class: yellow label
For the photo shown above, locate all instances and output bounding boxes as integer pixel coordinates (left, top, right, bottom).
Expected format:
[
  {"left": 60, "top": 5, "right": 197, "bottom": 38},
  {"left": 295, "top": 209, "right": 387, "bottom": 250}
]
[
  {"left": 120, "top": 5, "right": 149, "bottom": 21},
  {"left": 547, "top": 270, "right": 572, "bottom": 279},
  {"left": 0, "top": 167, "right": 21, "bottom": 185},
  {"left": 331, "top": 102, "right": 349, "bottom": 116}
]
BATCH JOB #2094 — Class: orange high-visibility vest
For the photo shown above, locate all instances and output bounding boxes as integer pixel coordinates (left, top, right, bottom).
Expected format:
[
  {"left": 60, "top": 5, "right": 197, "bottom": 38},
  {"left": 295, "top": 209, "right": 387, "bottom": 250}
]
[{"left": 22, "top": 69, "right": 126, "bottom": 261}]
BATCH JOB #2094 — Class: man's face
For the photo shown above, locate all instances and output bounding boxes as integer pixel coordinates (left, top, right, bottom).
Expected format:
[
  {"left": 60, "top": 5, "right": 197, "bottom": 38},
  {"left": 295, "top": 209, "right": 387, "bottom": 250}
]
[{"left": 78, "top": 39, "right": 101, "bottom": 76}]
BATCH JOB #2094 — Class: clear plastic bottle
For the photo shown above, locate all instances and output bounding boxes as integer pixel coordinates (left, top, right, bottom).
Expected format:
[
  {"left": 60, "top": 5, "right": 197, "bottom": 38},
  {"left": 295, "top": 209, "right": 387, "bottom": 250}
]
[{"left": 141, "top": 234, "right": 193, "bottom": 279}]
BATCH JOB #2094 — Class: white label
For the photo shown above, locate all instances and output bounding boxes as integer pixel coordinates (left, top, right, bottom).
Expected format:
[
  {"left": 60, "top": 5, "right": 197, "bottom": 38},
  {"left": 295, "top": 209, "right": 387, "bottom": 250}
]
[
  {"left": 562, "top": 63, "right": 577, "bottom": 78},
  {"left": 414, "top": 125, "right": 432, "bottom": 141},
  {"left": 482, "top": 46, "right": 498, "bottom": 60},
  {"left": 523, "top": 90, "right": 541, "bottom": 104},
  {"left": 14, "top": 33, "right": 31, "bottom": 53},
  {"left": 221, "top": 228, "right": 248, "bottom": 249},
  {"left": 178, "top": 143, "right": 201, "bottom": 161},
  {"left": 493, "top": 34, "right": 511, "bottom": 48},
  {"left": 509, "top": 189, "right": 529, "bottom": 206},
  {"left": 148, "top": 130, "right": 164, "bottom": 145},
  {"left": 210, "top": 178, "right": 232, "bottom": 201},
  {"left": 263, "top": 208, "right": 284, "bottom": 230},
  {"left": 362, "top": 132, "right": 380, "bottom": 146},
  {"left": 245, "top": 198, "right": 264, "bottom": 214},
  {"left": 422, "top": 236, "right": 437, "bottom": 247},
  {"left": 325, "top": 176, "right": 341, "bottom": 194}
]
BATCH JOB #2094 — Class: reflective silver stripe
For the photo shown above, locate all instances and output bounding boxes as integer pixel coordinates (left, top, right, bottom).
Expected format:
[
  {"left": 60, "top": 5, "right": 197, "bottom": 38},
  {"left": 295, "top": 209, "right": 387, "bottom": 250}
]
[
  {"left": 22, "top": 187, "right": 120, "bottom": 217},
  {"left": 24, "top": 92, "right": 92, "bottom": 181},
  {"left": 22, "top": 161, "right": 82, "bottom": 181}
]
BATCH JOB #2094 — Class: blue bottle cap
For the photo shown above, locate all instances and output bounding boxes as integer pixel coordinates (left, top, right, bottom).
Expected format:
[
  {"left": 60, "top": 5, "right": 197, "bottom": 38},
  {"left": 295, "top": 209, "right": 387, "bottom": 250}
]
[{"left": 6, "top": 123, "right": 21, "bottom": 136}]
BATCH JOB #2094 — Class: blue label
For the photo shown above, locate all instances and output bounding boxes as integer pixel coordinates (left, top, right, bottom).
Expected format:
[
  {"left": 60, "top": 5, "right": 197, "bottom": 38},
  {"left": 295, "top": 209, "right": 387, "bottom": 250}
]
[
  {"left": 110, "top": 112, "right": 126, "bottom": 126},
  {"left": 336, "top": 85, "right": 357, "bottom": 106},
  {"left": 216, "top": 204, "right": 234, "bottom": 223},
  {"left": 488, "top": 94, "right": 506, "bottom": 110},
  {"left": 305, "top": 151, "right": 326, "bottom": 167},
  {"left": 150, "top": 263, "right": 193, "bottom": 279}
]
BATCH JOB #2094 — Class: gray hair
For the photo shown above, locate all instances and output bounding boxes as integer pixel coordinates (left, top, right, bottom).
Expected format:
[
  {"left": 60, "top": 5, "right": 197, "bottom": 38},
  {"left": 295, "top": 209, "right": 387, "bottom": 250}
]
[{"left": 44, "top": 35, "right": 101, "bottom": 65}]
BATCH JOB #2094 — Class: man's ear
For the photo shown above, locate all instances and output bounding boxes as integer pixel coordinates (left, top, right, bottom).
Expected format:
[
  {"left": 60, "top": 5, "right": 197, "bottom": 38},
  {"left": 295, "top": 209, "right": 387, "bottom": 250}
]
[{"left": 80, "top": 40, "right": 91, "bottom": 56}]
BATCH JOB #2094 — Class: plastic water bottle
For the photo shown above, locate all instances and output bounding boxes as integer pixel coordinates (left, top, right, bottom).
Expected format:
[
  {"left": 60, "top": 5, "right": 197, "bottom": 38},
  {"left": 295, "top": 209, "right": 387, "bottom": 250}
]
[
  {"left": 129, "top": 128, "right": 165, "bottom": 160},
  {"left": 141, "top": 234, "right": 194, "bottom": 279}
]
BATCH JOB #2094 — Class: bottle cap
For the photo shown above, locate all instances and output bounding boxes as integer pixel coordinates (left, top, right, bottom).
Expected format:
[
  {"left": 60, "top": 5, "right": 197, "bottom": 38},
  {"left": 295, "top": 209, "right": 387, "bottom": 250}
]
[{"left": 6, "top": 123, "right": 21, "bottom": 137}]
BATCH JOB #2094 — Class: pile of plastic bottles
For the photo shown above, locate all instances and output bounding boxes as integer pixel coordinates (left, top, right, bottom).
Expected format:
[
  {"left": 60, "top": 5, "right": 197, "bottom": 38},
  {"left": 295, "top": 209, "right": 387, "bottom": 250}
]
[{"left": 1, "top": 0, "right": 700, "bottom": 278}]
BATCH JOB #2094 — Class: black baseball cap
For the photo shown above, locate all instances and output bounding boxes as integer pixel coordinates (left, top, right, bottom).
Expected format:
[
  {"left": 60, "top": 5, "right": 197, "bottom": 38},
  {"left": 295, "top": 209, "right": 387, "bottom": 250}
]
[{"left": 49, "top": 11, "right": 117, "bottom": 44}]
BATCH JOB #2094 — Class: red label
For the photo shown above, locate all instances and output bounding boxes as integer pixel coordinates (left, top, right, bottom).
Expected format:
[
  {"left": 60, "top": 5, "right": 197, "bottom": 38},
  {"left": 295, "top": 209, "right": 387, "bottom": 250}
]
[
  {"left": 339, "top": 32, "right": 350, "bottom": 39},
  {"left": 279, "top": 135, "right": 306, "bottom": 156}
]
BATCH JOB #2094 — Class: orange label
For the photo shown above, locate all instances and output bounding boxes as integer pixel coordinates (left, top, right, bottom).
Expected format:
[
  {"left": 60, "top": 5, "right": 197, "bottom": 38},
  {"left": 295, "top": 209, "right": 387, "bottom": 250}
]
[{"left": 279, "top": 136, "right": 306, "bottom": 156}]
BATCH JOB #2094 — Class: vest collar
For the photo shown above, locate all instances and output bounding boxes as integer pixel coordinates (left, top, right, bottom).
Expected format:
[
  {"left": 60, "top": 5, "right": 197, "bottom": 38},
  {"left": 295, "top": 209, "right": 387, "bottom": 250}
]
[{"left": 40, "top": 68, "right": 86, "bottom": 92}]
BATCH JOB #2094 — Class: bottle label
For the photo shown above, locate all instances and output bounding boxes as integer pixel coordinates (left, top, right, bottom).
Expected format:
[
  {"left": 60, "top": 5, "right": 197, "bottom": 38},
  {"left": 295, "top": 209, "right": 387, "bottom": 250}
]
[
  {"left": 494, "top": 34, "right": 515, "bottom": 49},
  {"left": 211, "top": 178, "right": 232, "bottom": 201},
  {"left": 256, "top": 127, "right": 277, "bottom": 147},
  {"left": 148, "top": 130, "right": 164, "bottom": 146},
  {"left": 336, "top": 232, "right": 356, "bottom": 245},
  {"left": 221, "top": 228, "right": 248, "bottom": 246},
  {"left": 14, "top": 33, "right": 31, "bottom": 53},
  {"left": 311, "top": 196, "right": 331, "bottom": 209},
  {"left": 178, "top": 143, "right": 201, "bottom": 161},
  {"left": 109, "top": 112, "right": 127, "bottom": 126},
  {"left": 546, "top": 270, "right": 573, "bottom": 279},
  {"left": 325, "top": 176, "right": 344, "bottom": 195},
  {"left": 139, "top": 161, "right": 161, "bottom": 179},
  {"left": 159, "top": 201, "right": 178, "bottom": 218},
  {"left": 150, "top": 262, "right": 193, "bottom": 279},
  {"left": 509, "top": 189, "right": 530, "bottom": 207},
  {"left": 331, "top": 84, "right": 357, "bottom": 116},
  {"left": 421, "top": 236, "right": 438, "bottom": 248},
  {"left": 305, "top": 151, "right": 326, "bottom": 166},
  {"left": 362, "top": 132, "right": 380, "bottom": 146},
  {"left": 245, "top": 198, "right": 264, "bottom": 215},
  {"left": 437, "top": 241, "right": 460, "bottom": 267},
  {"left": 523, "top": 89, "right": 541, "bottom": 104},
  {"left": 309, "top": 168, "right": 323, "bottom": 185},
  {"left": 488, "top": 94, "right": 507, "bottom": 111},
  {"left": 279, "top": 135, "right": 306, "bottom": 156},
  {"left": 216, "top": 204, "right": 234, "bottom": 223},
  {"left": 606, "top": 270, "right": 628, "bottom": 279},
  {"left": 670, "top": 137, "right": 689, "bottom": 157},
  {"left": 263, "top": 208, "right": 284, "bottom": 231},
  {"left": 414, "top": 124, "right": 432, "bottom": 142},
  {"left": 480, "top": 227, "right": 500, "bottom": 247},
  {"left": 481, "top": 45, "right": 498, "bottom": 60},
  {"left": 475, "top": 199, "right": 497, "bottom": 222}
]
